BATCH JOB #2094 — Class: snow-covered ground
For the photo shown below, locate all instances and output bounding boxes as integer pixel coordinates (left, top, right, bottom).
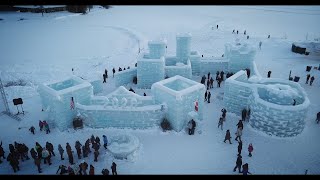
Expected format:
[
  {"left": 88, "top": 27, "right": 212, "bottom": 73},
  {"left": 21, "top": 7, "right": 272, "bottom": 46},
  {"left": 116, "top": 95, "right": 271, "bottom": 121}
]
[{"left": 0, "top": 6, "right": 320, "bottom": 174}]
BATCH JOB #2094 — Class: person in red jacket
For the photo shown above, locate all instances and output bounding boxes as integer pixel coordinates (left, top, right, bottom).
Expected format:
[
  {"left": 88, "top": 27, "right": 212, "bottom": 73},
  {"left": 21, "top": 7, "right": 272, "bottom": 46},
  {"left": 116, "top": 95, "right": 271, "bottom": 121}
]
[{"left": 248, "top": 143, "right": 253, "bottom": 157}]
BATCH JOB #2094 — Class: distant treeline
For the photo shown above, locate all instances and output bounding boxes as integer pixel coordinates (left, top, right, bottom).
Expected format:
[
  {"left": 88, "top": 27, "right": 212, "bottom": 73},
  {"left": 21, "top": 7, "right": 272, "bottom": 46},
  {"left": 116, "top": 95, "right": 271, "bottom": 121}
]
[{"left": 0, "top": 5, "right": 111, "bottom": 14}]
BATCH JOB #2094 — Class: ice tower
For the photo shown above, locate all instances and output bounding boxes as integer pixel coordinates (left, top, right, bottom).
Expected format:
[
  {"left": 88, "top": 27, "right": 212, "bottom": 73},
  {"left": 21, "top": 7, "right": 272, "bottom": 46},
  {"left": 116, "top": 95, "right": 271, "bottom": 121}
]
[
  {"left": 176, "top": 33, "right": 192, "bottom": 64},
  {"left": 38, "top": 76, "right": 93, "bottom": 131},
  {"left": 137, "top": 40, "right": 166, "bottom": 89},
  {"left": 151, "top": 75, "right": 205, "bottom": 132},
  {"left": 225, "top": 43, "right": 256, "bottom": 73}
]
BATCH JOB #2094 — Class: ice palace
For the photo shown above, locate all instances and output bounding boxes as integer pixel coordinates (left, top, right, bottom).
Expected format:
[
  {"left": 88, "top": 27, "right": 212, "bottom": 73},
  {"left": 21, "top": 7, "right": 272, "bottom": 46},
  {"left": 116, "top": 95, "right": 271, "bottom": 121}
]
[{"left": 38, "top": 33, "right": 309, "bottom": 138}]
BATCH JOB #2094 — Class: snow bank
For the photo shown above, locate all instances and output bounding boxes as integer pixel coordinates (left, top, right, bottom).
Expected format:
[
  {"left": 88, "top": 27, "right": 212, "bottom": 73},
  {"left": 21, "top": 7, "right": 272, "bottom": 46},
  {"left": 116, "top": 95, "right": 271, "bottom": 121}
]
[{"left": 151, "top": 75, "right": 206, "bottom": 132}]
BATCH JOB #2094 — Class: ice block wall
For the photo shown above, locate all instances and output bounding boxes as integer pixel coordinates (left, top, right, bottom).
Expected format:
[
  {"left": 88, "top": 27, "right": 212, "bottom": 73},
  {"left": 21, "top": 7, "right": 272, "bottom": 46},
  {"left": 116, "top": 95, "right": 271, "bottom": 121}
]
[
  {"left": 225, "top": 43, "right": 256, "bottom": 73},
  {"left": 89, "top": 79, "right": 103, "bottom": 95},
  {"left": 76, "top": 86, "right": 165, "bottom": 129},
  {"left": 200, "top": 57, "right": 229, "bottom": 76},
  {"left": 38, "top": 76, "right": 93, "bottom": 131},
  {"left": 223, "top": 71, "right": 253, "bottom": 116},
  {"left": 137, "top": 55, "right": 165, "bottom": 89},
  {"left": 151, "top": 76, "right": 205, "bottom": 132},
  {"left": 165, "top": 60, "right": 192, "bottom": 79},
  {"left": 114, "top": 67, "right": 137, "bottom": 87},
  {"left": 77, "top": 104, "right": 164, "bottom": 129},
  {"left": 189, "top": 51, "right": 201, "bottom": 75},
  {"left": 176, "top": 33, "right": 192, "bottom": 64},
  {"left": 148, "top": 40, "right": 167, "bottom": 59},
  {"left": 248, "top": 80, "right": 309, "bottom": 137}
]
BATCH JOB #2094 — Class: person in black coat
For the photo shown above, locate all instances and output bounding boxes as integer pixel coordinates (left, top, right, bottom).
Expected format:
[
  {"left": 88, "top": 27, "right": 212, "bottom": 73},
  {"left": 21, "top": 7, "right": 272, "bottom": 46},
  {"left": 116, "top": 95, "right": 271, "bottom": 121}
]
[
  {"left": 111, "top": 162, "right": 117, "bottom": 175},
  {"left": 103, "top": 74, "right": 106, "bottom": 83},
  {"left": 236, "top": 120, "right": 244, "bottom": 130},
  {"left": 306, "top": 74, "right": 310, "bottom": 84},
  {"left": 143, "top": 93, "right": 146, "bottom": 96},
  {"left": 267, "top": 71, "right": 271, "bottom": 78},
  {"left": 216, "top": 71, "right": 220, "bottom": 80},
  {"left": 75, "top": 141, "right": 82, "bottom": 159},
  {"left": 112, "top": 68, "right": 116, "bottom": 78},
  {"left": 7, "top": 152, "right": 20, "bottom": 173},
  {"left": 316, "top": 112, "right": 320, "bottom": 124},
  {"left": 310, "top": 76, "right": 315, "bottom": 86},
  {"left": 30, "top": 148, "right": 37, "bottom": 160},
  {"left": 29, "top": 126, "right": 35, "bottom": 134},
  {"left": 241, "top": 109, "right": 247, "bottom": 122},
  {"left": 208, "top": 72, "right": 211, "bottom": 80},
  {"left": 221, "top": 108, "right": 227, "bottom": 119},
  {"left": 210, "top": 77, "right": 214, "bottom": 89},
  {"left": 233, "top": 154, "right": 242, "bottom": 173},
  {"left": 220, "top": 71, "right": 225, "bottom": 81},
  {"left": 66, "top": 143, "right": 74, "bottom": 165},
  {"left": 207, "top": 79, "right": 210, "bottom": 90},
  {"left": 237, "top": 140, "right": 243, "bottom": 155},
  {"left": 102, "top": 168, "right": 110, "bottom": 175},
  {"left": 223, "top": 130, "right": 232, "bottom": 144},
  {"left": 293, "top": 99, "right": 296, "bottom": 106},
  {"left": 46, "top": 142, "right": 55, "bottom": 157},
  {"left": 217, "top": 77, "right": 222, "bottom": 88},
  {"left": 105, "top": 69, "right": 108, "bottom": 78},
  {"left": 207, "top": 91, "right": 211, "bottom": 103},
  {"left": 204, "top": 91, "right": 208, "bottom": 102}
]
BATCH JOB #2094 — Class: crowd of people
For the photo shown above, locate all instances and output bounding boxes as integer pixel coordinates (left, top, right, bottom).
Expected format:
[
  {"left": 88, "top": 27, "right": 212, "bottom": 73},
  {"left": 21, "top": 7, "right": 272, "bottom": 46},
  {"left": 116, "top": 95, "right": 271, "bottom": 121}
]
[{"left": 1, "top": 132, "right": 118, "bottom": 175}]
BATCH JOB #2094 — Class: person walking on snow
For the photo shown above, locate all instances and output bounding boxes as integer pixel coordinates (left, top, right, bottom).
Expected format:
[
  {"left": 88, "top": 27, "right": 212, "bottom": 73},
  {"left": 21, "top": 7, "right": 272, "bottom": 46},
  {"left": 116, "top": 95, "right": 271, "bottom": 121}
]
[
  {"left": 58, "top": 144, "right": 64, "bottom": 160},
  {"left": 112, "top": 68, "right": 115, "bottom": 78},
  {"left": 29, "top": 126, "right": 35, "bottom": 135},
  {"left": 221, "top": 108, "right": 227, "bottom": 120},
  {"left": 39, "top": 120, "right": 43, "bottom": 131},
  {"left": 259, "top": 41, "right": 262, "bottom": 50},
  {"left": 306, "top": 74, "right": 311, "bottom": 84},
  {"left": 233, "top": 154, "right": 242, "bottom": 173},
  {"left": 103, "top": 135, "right": 108, "bottom": 149},
  {"left": 204, "top": 91, "right": 208, "bottom": 102},
  {"left": 111, "top": 162, "right": 117, "bottom": 175},
  {"left": 248, "top": 143, "right": 253, "bottom": 157},
  {"left": 210, "top": 77, "right": 214, "bottom": 89},
  {"left": 316, "top": 112, "right": 320, "bottom": 124},
  {"left": 310, "top": 76, "right": 315, "bottom": 86},
  {"left": 238, "top": 140, "right": 243, "bottom": 155},
  {"left": 235, "top": 127, "right": 243, "bottom": 142},
  {"left": 236, "top": 120, "right": 244, "bottom": 130},
  {"left": 207, "top": 91, "right": 211, "bottom": 103},
  {"left": 224, "top": 130, "right": 232, "bottom": 144},
  {"left": 218, "top": 117, "right": 224, "bottom": 130}
]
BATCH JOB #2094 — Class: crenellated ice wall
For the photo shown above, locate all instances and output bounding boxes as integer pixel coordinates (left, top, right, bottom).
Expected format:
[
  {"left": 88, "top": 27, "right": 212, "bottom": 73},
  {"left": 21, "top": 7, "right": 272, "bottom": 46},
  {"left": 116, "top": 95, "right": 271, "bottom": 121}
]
[
  {"left": 225, "top": 43, "right": 256, "bottom": 73},
  {"left": 165, "top": 60, "right": 192, "bottom": 79},
  {"left": 114, "top": 67, "right": 137, "bottom": 87}
]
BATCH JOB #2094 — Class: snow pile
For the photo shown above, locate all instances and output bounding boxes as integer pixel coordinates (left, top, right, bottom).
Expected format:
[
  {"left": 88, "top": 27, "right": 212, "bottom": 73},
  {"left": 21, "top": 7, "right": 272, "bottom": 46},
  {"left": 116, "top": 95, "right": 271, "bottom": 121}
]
[
  {"left": 108, "top": 133, "right": 140, "bottom": 159},
  {"left": 151, "top": 75, "right": 205, "bottom": 132}
]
